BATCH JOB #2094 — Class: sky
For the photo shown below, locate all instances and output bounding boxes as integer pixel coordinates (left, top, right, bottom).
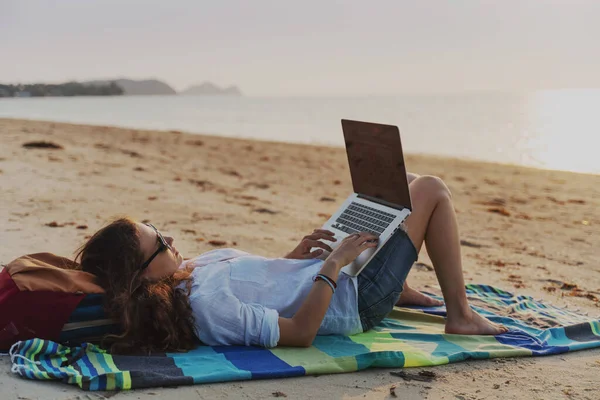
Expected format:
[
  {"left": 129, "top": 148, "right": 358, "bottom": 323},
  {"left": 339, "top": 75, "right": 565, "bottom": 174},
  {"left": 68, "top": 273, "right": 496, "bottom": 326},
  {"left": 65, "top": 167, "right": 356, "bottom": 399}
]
[{"left": 1, "top": 0, "right": 599, "bottom": 96}]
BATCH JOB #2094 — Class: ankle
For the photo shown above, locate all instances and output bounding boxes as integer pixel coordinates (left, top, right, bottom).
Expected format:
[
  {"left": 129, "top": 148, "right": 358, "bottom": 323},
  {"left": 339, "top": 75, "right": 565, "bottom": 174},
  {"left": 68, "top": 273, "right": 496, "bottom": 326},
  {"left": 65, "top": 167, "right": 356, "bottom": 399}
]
[{"left": 446, "top": 304, "right": 473, "bottom": 321}]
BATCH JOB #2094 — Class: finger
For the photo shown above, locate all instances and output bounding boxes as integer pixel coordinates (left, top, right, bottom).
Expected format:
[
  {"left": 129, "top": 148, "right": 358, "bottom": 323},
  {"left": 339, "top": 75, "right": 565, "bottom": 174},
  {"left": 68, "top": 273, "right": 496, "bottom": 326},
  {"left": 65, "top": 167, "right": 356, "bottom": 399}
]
[
  {"left": 359, "top": 230, "right": 379, "bottom": 237},
  {"left": 361, "top": 238, "right": 379, "bottom": 246},
  {"left": 304, "top": 239, "right": 333, "bottom": 252},
  {"left": 308, "top": 249, "right": 324, "bottom": 258},
  {"left": 356, "top": 236, "right": 379, "bottom": 247},
  {"left": 355, "top": 231, "right": 379, "bottom": 241},
  {"left": 310, "top": 229, "right": 336, "bottom": 239},
  {"left": 360, "top": 239, "right": 379, "bottom": 247},
  {"left": 307, "top": 232, "right": 337, "bottom": 242},
  {"left": 313, "top": 229, "right": 336, "bottom": 238},
  {"left": 343, "top": 233, "right": 360, "bottom": 241}
]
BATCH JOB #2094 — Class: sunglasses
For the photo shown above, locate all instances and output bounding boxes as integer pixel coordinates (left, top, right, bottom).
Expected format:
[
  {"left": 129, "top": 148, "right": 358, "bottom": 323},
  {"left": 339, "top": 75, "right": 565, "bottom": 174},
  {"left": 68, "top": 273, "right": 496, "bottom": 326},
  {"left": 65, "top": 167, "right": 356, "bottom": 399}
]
[{"left": 139, "top": 223, "right": 171, "bottom": 271}]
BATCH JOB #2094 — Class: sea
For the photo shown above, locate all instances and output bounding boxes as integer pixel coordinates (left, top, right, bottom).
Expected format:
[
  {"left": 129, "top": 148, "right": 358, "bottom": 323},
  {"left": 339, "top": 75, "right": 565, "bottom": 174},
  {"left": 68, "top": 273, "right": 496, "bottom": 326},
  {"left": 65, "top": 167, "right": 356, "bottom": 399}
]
[{"left": 1, "top": 89, "right": 599, "bottom": 175}]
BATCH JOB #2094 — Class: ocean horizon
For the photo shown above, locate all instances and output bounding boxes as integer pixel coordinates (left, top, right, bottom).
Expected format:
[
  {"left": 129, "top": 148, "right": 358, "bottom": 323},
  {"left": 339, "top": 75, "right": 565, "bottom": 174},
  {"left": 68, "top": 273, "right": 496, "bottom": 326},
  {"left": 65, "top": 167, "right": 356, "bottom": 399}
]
[{"left": 1, "top": 90, "right": 599, "bottom": 175}]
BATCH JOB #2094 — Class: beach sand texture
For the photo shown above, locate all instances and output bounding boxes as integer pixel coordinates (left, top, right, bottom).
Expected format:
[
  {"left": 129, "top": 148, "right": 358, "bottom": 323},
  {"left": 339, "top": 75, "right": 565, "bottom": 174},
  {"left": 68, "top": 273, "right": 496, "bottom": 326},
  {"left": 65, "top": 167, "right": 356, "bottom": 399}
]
[{"left": 1, "top": 118, "right": 599, "bottom": 400}]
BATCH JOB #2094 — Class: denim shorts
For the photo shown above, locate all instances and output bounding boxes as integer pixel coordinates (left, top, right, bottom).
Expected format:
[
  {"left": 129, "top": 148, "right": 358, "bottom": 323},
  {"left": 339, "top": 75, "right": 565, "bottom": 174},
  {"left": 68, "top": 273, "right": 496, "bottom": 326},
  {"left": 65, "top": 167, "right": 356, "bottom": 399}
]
[{"left": 356, "top": 226, "right": 418, "bottom": 331}]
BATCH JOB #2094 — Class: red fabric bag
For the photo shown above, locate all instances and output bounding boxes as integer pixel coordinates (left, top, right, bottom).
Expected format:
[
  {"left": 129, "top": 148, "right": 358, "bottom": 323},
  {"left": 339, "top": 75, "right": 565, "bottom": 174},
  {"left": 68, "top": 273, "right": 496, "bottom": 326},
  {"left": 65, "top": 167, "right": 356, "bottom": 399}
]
[{"left": 0, "top": 253, "right": 105, "bottom": 350}]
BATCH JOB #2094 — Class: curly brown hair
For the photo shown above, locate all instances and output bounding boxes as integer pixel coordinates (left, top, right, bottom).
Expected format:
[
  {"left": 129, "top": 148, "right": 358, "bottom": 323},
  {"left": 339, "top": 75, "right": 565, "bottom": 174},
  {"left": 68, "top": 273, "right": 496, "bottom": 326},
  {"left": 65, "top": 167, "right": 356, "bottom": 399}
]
[{"left": 76, "top": 217, "right": 198, "bottom": 354}]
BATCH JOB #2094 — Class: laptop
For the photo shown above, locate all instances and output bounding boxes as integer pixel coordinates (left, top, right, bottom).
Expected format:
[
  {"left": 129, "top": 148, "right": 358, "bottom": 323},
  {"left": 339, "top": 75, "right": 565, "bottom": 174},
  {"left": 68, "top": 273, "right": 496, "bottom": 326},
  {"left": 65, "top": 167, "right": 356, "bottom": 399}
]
[{"left": 315, "top": 119, "right": 413, "bottom": 276}]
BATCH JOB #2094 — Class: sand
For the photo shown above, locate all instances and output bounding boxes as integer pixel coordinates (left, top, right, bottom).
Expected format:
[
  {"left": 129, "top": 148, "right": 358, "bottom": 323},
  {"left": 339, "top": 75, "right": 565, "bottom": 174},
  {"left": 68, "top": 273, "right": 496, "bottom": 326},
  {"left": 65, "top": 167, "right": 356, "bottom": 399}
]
[{"left": 0, "top": 118, "right": 599, "bottom": 400}]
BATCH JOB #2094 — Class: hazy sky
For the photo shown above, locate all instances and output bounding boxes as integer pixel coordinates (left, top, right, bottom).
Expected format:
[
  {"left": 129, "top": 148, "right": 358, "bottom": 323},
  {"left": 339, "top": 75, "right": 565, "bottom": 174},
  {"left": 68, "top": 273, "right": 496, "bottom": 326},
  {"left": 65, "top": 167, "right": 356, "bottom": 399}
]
[{"left": 1, "top": 0, "right": 599, "bottom": 96}]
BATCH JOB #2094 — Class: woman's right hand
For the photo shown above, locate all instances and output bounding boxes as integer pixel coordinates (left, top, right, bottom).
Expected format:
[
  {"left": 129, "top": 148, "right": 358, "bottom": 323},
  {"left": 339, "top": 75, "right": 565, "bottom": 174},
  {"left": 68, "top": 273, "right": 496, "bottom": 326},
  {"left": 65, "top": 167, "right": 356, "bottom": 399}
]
[{"left": 326, "top": 232, "right": 379, "bottom": 269}]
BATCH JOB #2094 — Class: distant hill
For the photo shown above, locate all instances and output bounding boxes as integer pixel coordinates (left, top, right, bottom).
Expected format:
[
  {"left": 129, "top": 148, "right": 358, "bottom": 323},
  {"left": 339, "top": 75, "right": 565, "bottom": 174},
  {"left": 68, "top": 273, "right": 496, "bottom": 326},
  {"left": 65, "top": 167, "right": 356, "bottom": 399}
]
[
  {"left": 84, "top": 79, "right": 176, "bottom": 96},
  {"left": 0, "top": 82, "right": 123, "bottom": 97},
  {"left": 180, "top": 82, "right": 242, "bottom": 96}
]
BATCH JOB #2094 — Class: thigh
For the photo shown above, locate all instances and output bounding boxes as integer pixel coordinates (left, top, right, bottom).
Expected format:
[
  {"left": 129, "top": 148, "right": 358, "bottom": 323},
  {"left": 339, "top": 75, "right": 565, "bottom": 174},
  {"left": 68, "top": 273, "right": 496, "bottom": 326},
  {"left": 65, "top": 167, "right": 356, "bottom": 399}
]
[
  {"left": 356, "top": 228, "right": 418, "bottom": 331},
  {"left": 404, "top": 175, "right": 450, "bottom": 253}
]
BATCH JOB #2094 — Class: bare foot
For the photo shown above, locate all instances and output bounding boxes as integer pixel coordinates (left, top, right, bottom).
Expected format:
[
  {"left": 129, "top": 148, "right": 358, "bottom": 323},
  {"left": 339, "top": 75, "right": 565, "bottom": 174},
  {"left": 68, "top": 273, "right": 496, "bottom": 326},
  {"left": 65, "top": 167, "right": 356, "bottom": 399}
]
[
  {"left": 396, "top": 285, "right": 444, "bottom": 307},
  {"left": 445, "top": 309, "right": 508, "bottom": 335}
]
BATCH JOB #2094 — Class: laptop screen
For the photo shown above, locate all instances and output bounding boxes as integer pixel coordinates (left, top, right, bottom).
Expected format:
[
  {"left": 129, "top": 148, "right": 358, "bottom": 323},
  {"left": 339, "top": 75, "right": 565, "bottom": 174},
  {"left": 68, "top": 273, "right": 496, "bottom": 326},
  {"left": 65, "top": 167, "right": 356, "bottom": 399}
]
[{"left": 342, "top": 120, "right": 412, "bottom": 210}]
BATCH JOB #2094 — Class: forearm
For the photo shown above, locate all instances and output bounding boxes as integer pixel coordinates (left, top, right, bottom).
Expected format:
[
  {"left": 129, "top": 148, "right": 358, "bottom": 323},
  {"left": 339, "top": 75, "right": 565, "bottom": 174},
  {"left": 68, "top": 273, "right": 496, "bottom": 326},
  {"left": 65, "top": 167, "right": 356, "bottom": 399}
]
[
  {"left": 278, "top": 232, "right": 377, "bottom": 347},
  {"left": 278, "top": 260, "right": 340, "bottom": 346}
]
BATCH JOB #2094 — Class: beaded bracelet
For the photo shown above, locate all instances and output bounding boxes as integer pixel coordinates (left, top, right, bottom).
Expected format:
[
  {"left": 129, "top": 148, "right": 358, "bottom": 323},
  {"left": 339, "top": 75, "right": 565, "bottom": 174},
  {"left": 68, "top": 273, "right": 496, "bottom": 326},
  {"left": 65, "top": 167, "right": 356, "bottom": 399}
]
[{"left": 313, "top": 273, "right": 337, "bottom": 294}]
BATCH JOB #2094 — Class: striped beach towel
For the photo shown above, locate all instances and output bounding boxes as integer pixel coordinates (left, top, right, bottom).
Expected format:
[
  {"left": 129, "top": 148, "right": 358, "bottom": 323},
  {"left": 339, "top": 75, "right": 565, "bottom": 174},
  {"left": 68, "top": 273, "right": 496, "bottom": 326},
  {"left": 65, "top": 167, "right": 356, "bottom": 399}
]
[{"left": 7, "top": 284, "right": 600, "bottom": 391}]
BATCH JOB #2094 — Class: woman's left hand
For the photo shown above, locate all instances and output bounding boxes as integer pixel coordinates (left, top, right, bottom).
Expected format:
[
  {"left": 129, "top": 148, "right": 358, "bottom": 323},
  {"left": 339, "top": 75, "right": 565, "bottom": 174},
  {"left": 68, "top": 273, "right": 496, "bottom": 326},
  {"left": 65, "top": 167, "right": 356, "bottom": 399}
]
[{"left": 284, "top": 229, "right": 337, "bottom": 259}]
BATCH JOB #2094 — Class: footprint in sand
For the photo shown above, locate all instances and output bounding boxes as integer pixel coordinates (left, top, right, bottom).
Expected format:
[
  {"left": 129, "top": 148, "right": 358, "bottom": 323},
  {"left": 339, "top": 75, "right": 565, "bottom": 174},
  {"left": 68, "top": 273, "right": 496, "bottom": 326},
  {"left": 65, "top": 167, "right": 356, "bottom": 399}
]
[
  {"left": 253, "top": 208, "right": 278, "bottom": 215},
  {"left": 188, "top": 179, "right": 215, "bottom": 191},
  {"left": 459, "top": 239, "right": 488, "bottom": 248},
  {"left": 244, "top": 182, "right": 270, "bottom": 190},
  {"left": 22, "top": 141, "right": 63, "bottom": 149},
  {"left": 220, "top": 168, "right": 242, "bottom": 178},
  {"left": 487, "top": 207, "right": 511, "bottom": 217}
]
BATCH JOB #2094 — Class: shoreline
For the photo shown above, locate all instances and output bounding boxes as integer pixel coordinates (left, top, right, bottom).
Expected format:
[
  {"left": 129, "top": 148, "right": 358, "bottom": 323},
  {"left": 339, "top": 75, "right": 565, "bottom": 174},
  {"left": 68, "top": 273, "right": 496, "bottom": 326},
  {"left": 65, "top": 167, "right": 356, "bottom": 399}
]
[
  {"left": 2, "top": 117, "right": 599, "bottom": 177},
  {"left": 1, "top": 118, "right": 599, "bottom": 399}
]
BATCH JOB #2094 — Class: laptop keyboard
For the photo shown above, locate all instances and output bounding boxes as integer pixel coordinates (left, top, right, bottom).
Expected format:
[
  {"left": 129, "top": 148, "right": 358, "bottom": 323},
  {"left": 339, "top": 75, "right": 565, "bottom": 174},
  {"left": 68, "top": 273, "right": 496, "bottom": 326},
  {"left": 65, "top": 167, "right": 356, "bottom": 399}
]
[{"left": 331, "top": 202, "right": 396, "bottom": 236}]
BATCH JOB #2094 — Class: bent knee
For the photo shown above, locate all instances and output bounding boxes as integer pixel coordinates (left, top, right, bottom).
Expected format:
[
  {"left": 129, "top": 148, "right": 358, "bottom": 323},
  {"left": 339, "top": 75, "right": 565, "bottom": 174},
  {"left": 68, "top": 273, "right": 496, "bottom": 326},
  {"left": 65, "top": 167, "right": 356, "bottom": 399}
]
[
  {"left": 413, "top": 175, "right": 452, "bottom": 199},
  {"left": 407, "top": 172, "right": 420, "bottom": 184}
]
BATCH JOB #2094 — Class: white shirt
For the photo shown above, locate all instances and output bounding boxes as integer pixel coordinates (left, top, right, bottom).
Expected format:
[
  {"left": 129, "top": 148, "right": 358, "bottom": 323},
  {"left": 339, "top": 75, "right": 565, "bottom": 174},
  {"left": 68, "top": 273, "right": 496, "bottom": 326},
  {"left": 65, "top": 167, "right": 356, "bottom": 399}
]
[{"left": 181, "top": 249, "right": 362, "bottom": 348}]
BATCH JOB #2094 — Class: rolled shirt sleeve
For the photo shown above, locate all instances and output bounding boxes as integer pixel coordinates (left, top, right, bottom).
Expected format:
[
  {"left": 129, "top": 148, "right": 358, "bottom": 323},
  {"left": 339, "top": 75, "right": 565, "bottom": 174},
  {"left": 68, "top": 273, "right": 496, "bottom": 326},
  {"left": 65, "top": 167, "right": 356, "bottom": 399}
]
[
  {"left": 258, "top": 306, "right": 280, "bottom": 348},
  {"left": 190, "top": 288, "right": 280, "bottom": 348}
]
